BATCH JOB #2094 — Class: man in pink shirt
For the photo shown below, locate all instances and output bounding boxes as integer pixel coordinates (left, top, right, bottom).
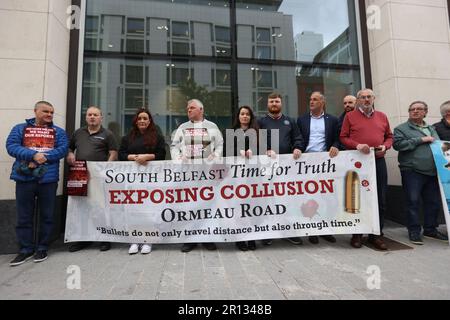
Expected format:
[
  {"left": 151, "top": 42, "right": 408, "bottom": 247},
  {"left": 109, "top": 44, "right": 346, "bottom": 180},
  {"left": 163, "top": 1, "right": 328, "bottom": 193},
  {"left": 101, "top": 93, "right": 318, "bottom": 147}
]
[{"left": 340, "top": 88, "right": 393, "bottom": 250}]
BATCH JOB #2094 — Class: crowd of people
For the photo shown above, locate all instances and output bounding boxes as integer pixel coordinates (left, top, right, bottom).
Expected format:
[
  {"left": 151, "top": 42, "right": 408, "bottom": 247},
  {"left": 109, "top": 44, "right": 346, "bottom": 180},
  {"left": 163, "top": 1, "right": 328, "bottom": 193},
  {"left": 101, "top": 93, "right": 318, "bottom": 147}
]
[{"left": 6, "top": 92, "right": 450, "bottom": 266}]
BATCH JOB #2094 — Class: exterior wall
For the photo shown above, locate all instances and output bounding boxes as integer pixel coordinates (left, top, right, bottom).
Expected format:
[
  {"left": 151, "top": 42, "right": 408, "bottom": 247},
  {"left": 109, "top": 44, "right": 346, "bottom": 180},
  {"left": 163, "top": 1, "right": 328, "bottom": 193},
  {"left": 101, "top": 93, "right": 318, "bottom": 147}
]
[
  {"left": 0, "top": 0, "right": 71, "bottom": 200},
  {"left": 0, "top": 0, "right": 71, "bottom": 253},
  {"left": 366, "top": 0, "right": 450, "bottom": 186}
]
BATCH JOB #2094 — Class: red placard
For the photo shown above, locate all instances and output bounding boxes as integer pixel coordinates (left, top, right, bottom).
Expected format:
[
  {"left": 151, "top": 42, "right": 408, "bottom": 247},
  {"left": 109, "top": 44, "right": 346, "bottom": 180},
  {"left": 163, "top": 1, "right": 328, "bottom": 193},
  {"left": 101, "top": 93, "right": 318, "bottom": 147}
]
[
  {"left": 67, "top": 161, "right": 88, "bottom": 196},
  {"left": 23, "top": 127, "right": 55, "bottom": 152}
]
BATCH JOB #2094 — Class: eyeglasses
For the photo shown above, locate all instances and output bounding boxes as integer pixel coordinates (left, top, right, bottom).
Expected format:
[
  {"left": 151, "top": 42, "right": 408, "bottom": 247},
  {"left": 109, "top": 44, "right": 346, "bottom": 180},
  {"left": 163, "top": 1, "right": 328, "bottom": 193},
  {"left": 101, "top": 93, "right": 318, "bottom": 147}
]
[{"left": 358, "top": 95, "right": 373, "bottom": 100}]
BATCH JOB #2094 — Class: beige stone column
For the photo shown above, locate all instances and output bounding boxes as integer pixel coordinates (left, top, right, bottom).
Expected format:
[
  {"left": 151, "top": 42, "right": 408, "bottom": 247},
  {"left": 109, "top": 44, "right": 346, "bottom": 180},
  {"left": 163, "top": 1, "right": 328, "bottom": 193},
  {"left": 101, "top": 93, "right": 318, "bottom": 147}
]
[
  {"left": 0, "top": 0, "right": 71, "bottom": 199},
  {"left": 365, "top": 0, "right": 450, "bottom": 185}
]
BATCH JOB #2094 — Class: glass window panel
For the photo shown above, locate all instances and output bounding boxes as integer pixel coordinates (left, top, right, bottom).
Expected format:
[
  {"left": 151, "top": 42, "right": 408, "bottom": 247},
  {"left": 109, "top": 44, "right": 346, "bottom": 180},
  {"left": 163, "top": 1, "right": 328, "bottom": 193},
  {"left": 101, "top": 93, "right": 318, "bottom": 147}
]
[
  {"left": 82, "top": 0, "right": 361, "bottom": 143},
  {"left": 126, "top": 65, "right": 143, "bottom": 83},
  {"left": 236, "top": 0, "right": 360, "bottom": 65},
  {"left": 85, "top": 16, "right": 99, "bottom": 33},
  {"left": 256, "top": 46, "right": 271, "bottom": 59},
  {"left": 126, "top": 39, "right": 144, "bottom": 53},
  {"left": 216, "top": 69, "right": 231, "bottom": 86},
  {"left": 83, "top": 62, "right": 96, "bottom": 82},
  {"left": 256, "top": 28, "right": 271, "bottom": 42},
  {"left": 215, "top": 26, "right": 230, "bottom": 43},
  {"left": 257, "top": 71, "right": 273, "bottom": 87},
  {"left": 84, "top": 38, "right": 97, "bottom": 51},
  {"left": 296, "top": 65, "right": 361, "bottom": 116},
  {"left": 125, "top": 88, "right": 146, "bottom": 109},
  {"left": 127, "top": 18, "right": 145, "bottom": 34},
  {"left": 172, "top": 42, "right": 190, "bottom": 55},
  {"left": 171, "top": 67, "right": 190, "bottom": 85},
  {"left": 172, "top": 21, "right": 189, "bottom": 37}
]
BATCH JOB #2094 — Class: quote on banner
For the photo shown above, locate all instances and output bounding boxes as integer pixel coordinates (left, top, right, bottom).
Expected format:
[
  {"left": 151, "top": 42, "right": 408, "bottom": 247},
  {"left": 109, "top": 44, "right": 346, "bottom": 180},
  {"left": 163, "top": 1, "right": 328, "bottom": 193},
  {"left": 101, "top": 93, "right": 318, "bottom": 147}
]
[{"left": 65, "top": 151, "right": 380, "bottom": 244}]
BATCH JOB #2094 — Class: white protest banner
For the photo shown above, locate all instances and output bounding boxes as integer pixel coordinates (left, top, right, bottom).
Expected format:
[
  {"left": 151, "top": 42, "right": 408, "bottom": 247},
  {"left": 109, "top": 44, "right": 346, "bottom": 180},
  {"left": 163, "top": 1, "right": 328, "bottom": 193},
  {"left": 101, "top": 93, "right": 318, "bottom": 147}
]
[
  {"left": 429, "top": 141, "right": 450, "bottom": 243},
  {"left": 65, "top": 151, "right": 380, "bottom": 243}
]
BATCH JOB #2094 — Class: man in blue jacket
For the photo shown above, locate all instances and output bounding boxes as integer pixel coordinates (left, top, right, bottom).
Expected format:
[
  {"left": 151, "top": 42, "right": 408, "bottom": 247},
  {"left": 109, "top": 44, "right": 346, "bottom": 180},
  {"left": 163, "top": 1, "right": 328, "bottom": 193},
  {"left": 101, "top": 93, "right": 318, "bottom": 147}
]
[
  {"left": 297, "top": 92, "right": 340, "bottom": 244},
  {"left": 6, "top": 101, "right": 68, "bottom": 266}
]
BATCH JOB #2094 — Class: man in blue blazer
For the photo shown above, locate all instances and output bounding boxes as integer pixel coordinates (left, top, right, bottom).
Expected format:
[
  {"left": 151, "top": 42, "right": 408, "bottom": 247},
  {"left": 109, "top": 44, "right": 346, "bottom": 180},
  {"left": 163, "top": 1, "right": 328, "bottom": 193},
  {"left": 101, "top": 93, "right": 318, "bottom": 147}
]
[{"left": 297, "top": 92, "right": 340, "bottom": 245}]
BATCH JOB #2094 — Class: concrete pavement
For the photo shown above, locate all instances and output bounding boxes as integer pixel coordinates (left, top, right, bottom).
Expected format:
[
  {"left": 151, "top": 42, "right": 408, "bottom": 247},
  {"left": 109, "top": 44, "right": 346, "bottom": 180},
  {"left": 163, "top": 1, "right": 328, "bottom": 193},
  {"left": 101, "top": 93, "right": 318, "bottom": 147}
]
[{"left": 1, "top": 221, "right": 450, "bottom": 300}]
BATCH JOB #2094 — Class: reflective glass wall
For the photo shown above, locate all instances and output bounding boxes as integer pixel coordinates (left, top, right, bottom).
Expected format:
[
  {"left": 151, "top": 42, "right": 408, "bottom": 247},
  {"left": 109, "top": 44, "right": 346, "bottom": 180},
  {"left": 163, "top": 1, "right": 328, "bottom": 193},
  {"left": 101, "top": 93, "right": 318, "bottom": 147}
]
[{"left": 81, "top": 0, "right": 362, "bottom": 150}]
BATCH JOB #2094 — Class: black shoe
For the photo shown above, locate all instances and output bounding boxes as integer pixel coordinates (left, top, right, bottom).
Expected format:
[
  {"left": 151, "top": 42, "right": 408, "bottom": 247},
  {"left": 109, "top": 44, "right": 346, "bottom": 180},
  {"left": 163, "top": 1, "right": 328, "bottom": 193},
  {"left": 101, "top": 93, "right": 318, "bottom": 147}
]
[
  {"left": 202, "top": 243, "right": 217, "bottom": 251},
  {"left": 320, "top": 235, "right": 337, "bottom": 243},
  {"left": 409, "top": 233, "right": 423, "bottom": 245},
  {"left": 423, "top": 230, "right": 448, "bottom": 242},
  {"left": 99, "top": 242, "right": 111, "bottom": 251},
  {"left": 262, "top": 239, "right": 273, "bottom": 246},
  {"left": 308, "top": 236, "right": 319, "bottom": 244},
  {"left": 247, "top": 241, "right": 256, "bottom": 250},
  {"left": 10, "top": 252, "right": 34, "bottom": 266},
  {"left": 33, "top": 250, "right": 48, "bottom": 263},
  {"left": 236, "top": 241, "right": 248, "bottom": 251},
  {"left": 181, "top": 243, "right": 197, "bottom": 252},
  {"left": 68, "top": 242, "right": 91, "bottom": 252},
  {"left": 286, "top": 237, "right": 303, "bottom": 245}
]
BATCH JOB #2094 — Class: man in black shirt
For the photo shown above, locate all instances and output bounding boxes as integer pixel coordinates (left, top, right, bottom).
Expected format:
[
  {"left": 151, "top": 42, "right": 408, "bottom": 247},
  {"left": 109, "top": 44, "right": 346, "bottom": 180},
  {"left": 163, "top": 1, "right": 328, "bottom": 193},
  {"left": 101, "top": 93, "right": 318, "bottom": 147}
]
[{"left": 66, "top": 106, "right": 118, "bottom": 252}]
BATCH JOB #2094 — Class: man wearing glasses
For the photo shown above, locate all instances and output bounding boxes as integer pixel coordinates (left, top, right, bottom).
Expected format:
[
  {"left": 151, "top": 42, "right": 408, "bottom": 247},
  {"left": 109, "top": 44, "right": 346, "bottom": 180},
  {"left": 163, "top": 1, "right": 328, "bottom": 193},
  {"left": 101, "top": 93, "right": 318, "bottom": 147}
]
[
  {"left": 393, "top": 101, "right": 448, "bottom": 245},
  {"left": 340, "top": 88, "right": 393, "bottom": 250}
]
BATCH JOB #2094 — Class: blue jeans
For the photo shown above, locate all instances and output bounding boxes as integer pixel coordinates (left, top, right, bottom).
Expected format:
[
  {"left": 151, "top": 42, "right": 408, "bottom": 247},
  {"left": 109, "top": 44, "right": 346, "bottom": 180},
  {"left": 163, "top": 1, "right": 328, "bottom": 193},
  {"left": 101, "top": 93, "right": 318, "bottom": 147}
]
[
  {"left": 15, "top": 181, "right": 58, "bottom": 253},
  {"left": 400, "top": 170, "right": 441, "bottom": 235}
]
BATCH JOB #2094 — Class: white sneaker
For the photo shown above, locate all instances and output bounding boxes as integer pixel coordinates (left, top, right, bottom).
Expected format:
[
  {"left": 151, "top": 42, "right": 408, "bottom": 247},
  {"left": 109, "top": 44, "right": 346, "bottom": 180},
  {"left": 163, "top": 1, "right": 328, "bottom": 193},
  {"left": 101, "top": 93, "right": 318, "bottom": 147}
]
[
  {"left": 140, "top": 244, "right": 152, "bottom": 254},
  {"left": 128, "top": 243, "right": 139, "bottom": 254}
]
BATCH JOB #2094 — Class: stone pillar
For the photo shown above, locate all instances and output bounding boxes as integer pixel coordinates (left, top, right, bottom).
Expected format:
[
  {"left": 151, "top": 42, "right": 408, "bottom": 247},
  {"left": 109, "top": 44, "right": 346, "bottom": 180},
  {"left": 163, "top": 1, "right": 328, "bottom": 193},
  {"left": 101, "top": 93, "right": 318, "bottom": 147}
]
[{"left": 0, "top": 0, "right": 71, "bottom": 253}]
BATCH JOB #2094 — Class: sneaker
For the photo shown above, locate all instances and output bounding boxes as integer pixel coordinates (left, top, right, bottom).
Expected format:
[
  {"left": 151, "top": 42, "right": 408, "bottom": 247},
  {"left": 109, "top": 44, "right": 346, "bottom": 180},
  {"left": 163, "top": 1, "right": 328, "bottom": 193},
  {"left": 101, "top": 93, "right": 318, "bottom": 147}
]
[
  {"left": 181, "top": 243, "right": 197, "bottom": 253},
  {"left": 261, "top": 239, "right": 273, "bottom": 246},
  {"left": 409, "top": 233, "right": 423, "bottom": 245},
  {"left": 423, "top": 230, "right": 449, "bottom": 242},
  {"left": 140, "top": 244, "right": 152, "bottom": 254},
  {"left": 10, "top": 252, "right": 34, "bottom": 266},
  {"left": 99, "top": 242, "right": 111, "bottom": 251},
  {"left": 128, "top": 243, "right": 139, "bottom": 254},
  {"left": 33, "top": 250, "right": 48, "bottom": 263},
  {"left": 286, "top": 237, "right": 303, "bottom": 245},
  {"left": 202, "top": 243, "right": 217, "bottom": 251}
]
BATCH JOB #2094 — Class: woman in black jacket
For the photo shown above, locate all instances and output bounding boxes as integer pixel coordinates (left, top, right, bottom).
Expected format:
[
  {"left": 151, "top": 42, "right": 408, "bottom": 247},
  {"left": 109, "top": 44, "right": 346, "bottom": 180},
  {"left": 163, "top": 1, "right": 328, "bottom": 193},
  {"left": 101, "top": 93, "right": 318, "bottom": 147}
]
[
  {"left": 225, "top": 105, "right": 260, "bottom": 251},
  {"left": 119, "top": 107, "right": 166, "bottom": 254}
]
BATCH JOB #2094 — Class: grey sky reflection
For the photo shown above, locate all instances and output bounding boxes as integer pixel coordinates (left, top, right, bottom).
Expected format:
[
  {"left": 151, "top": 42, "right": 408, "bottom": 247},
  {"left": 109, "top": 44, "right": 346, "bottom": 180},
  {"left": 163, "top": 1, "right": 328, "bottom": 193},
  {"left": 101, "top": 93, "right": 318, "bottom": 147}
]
[{"left": 279, "top": 0, "right": 350, "bottom": 46}]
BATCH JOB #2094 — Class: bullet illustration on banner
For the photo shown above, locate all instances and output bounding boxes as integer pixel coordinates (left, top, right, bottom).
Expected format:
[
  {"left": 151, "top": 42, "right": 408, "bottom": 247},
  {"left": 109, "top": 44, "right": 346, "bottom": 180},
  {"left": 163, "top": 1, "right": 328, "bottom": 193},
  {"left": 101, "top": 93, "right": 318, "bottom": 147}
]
[{"left": 345, "top": 170, "right": 360, "bottom": 214}]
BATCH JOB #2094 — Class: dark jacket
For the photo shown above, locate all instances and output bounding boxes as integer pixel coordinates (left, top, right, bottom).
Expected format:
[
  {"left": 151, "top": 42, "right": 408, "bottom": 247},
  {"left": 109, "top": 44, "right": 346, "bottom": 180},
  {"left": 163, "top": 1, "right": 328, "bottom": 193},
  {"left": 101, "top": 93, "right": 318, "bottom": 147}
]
[
  {"left": 119, "top": 132, "right": 166, "bottom": 161},
  {"left": 433, "top": 118, "right": 450, "bottom": 141},
  {"left": 6, "top": 118, "right": 68, "bottom": 183},
  {"left": 297, "top": 113, "right": 340, "bottom": 152},
  {"left": 258, "top": 115, "right": 304, "bottom": 154}
]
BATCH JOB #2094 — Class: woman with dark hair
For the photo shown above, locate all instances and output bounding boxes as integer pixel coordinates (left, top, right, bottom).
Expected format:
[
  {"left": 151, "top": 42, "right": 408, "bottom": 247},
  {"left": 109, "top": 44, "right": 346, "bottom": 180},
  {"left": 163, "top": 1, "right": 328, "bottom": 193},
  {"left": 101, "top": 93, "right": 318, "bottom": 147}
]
[
  {"left": 225, "top": 105, "right": 260, "bottom": 251},
  {"left": 119, "top": 107, "right": 166, "bottom": 254}
]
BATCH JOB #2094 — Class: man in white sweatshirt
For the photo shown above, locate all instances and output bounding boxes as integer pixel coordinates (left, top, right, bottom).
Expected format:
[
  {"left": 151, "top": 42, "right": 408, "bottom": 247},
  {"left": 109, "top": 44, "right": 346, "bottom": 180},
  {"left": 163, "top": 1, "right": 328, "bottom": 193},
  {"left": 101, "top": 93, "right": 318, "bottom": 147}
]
[{"left": 171, "top": 99, "right": 223, "bottom": 252}]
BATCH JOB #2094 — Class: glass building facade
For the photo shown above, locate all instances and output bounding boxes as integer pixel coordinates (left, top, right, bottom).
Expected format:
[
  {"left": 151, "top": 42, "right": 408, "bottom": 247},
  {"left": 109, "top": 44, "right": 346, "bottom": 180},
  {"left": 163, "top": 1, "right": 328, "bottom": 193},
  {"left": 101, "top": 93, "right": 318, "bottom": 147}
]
[{"left": 81, "top": 0, "right": 363, "bottom": 149}]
